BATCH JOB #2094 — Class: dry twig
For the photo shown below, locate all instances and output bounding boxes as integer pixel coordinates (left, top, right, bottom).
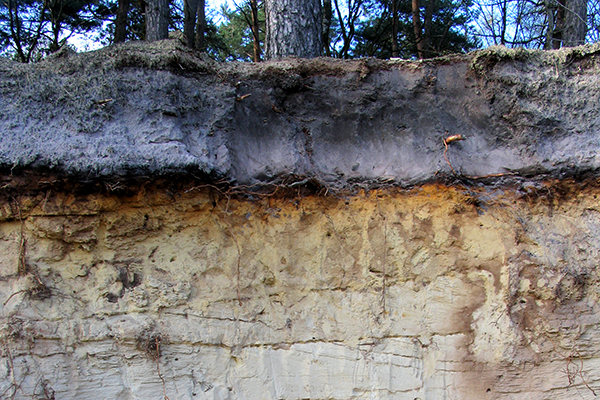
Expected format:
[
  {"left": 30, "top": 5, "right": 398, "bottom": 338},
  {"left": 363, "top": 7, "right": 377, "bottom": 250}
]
[{"left": 236, "top": 93, "right": 251, "bottom": 101}]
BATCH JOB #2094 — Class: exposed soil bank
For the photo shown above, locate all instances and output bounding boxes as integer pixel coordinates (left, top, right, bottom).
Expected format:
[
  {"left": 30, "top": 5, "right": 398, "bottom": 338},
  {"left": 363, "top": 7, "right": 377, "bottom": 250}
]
[
  {"left": 1, "top": 179, "right": 600, "bottom": 399},
  {"left": 2, "top": 40, "right": 600, "bottom": 188},
  {"left": 3, "top": 42, "right": 600, "bottom": 399}
]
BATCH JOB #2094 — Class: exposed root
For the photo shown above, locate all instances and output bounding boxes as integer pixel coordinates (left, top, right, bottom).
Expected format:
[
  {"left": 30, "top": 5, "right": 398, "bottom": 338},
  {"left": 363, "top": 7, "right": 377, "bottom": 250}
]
[
  {"left": 185, "top": 175, "right": 328, "bottom": 201},
  {"left": 562, "top": 349, "right": 597, "bottom": 397},
  {"left": 211, "top": 214, "right": 243, "bottom": 306},
  {"left": 542, "top": 333, "right": 597, "bottom": 397},
  {"left": 227, "top": 226, "right": 243, "bottom": 307},
  {"left": 153, "top": 335, "right": 170, "bottom": 400},
  {"left": 0, "top": 338, "right": 19, "bottom": 399},
  {"left": 13, "top": 200, "right": 27, "bottom": 276},
  {"left": 204, "top": 185, "right": 246, "bottom": 307},
  {"left": 376, "top": 194, "right": 388, "bottom": 317},
  {"left": 443, "top": 132, "right": 465, "bottom": 175},
  {"left": 140, "top": 332, "right": 170, "bottom": 400},
  {"left": 442, "top": 133, "right": 521, "bottom": 181},
  {"left": 33, "top": 379, "right": 56, "bottom": 400},
  {"left": 3, "top": 290, "right": 27, "bottom": 306}
]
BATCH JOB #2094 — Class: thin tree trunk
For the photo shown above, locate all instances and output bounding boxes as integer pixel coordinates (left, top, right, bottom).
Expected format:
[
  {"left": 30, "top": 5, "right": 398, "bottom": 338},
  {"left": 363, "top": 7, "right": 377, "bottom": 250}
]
[
  {"left": 435, "top": 18, "right": 452, "bottom": 53},
  {"left": 391, "top": 0, "right": 399, "bottom": 57},
  {"left": 562, "top": 0, "right": 587, "bottom": 46},
  {"left": 333, "top": 0, "right": 358, "bottom": 59},
  {"left": 194, "top": 0, "right": 206, "bottom": 50},
  {"left": 322, "top": 0, "right": 332, "bottom": 56},
  {"left": 544, "top": 0, "right": 555, "bottom": 49},
  {"left": 50, "top": 20, "right": 61, "bottom": 52},
  {"left": 412, "top": 0, "right": 423, "bottom": 58},
  {"left": 26, "top": 0, "right": 48, "bottom": 62},
  {"left": 8, "top": 0, "right": 27, "bottom": 62},
  {"left": 114, "top": 0, "right": 130, "bottom": 43},
  {"left": 264, "top": 0, "right": 323, "bottom": 59},
  {"left": 146, "top": 0, "right": 169, "bottom": 41},
  {"left": 250, "top": 0, "right": 261, "bottom": 61},
  {"left": 500, "top": 0, "right": 507, "bottom": 45},
  {"left": 422, "top": 0, "right": 434, "bottom": 56},
  {"left": 49, "top": 0, "right": 64, "bottom": 53},
  {"left": 333, "top": 0, "right": 347, "bottom": 57},
  {"left": 137, "top": 0, "right": 147, "bottom": 40},
  {"left": 553, "top": 0, "right": 566, "bottom": 48},
  {"left": 183, "top": 0, "right": 198, "bottom": 48}
]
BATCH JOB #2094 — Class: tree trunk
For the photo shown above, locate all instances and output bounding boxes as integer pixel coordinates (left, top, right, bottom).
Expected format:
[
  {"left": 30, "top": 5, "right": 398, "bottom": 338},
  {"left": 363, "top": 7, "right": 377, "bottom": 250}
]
[
  {"left": 422, "top": 0, "right": 435, "bottom": 57},
  {"left": 500, "top": 0, "right": 507, "bottom": 45},
  {"left": 145, "top": 0, "right": 169, "bottom": 41},
  {"left": 551, "top": 0, "right": 565, "bottom": 48},
  {"left": 194, "top": 0, "right": 206, "bottom": 50},
  {"left": 333, "top": 0, "right": 359, "bottom": 59},
  {"left": 138, "top": 0, "right": 147, "bottom": 40},
  {"left": 7, "top": 0, "right": 26, "bottom": 62},
  {"left": 391, "top": 0, "right": 399, "bottom": 57},
  {"left": 114, "top": 0, "right": 130, "bottom": 43},
  {"left": 250, "top": 0, "right": 261, "bottom": 61},
  {"left": 322, "top": 0, "right": 332, "bottom": 57},
  {"left": 50, "top": 20, "right": 61, "bottom": 52},
  {"left": 412, "top": 0, "right": 423, "bottom": 59},
  {"left": 264, "top": 0, "right": 323, "bottom": 59},
  {"left": 49, "top": 0, "right": 64, "bottom": 53},
  {"left": 544, "top": 0, "right": 555, "bottom": 49},
  {"left": 183, "top": 0, "right": 198, "bottom": 48},
  {"left": 562, "top": 0, "right": 587, "bottom": 46}
]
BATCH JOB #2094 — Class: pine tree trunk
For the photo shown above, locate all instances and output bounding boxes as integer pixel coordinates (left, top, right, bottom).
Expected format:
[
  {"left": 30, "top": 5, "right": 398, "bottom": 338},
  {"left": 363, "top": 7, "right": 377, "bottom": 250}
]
[
  {"left": 194, "top": 0, "right": 206, "bottom": 50},
  {"left": 322, "top": 0, "right": 332, "bottom": 57},
  {"left": 264, "top": 0, "right": 323, "bottom": 59},
  {"left": 422, "top": 0, "right": 435, "bottom": 56},
  {"left": 250, "top": 0, "right": 261, "bottom": 62},
  {"left": 562, "top": 0, "right": 587, "bottom": 46},
  {"left": 183, "top": 0, "right": 198, "bottom": 48},
  {"left": 391, "top": 0, "right": 399, "bottom": 57},
  {"left": 412, "top": 0, "right": 423, "bottom": 59},
  {"left": 138, "top": 0, "right": 147, "bottom": 40},
  {"left": 146, "top": 0, "right": 169, "bottom": 41},
  {"left": 114, "top": 0, "right": 130, "bottom": 43}
]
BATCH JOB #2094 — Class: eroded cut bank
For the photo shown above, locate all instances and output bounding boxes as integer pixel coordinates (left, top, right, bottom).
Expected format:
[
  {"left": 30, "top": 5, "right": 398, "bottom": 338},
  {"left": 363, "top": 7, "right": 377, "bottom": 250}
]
[{"left": 1, "top": 177, "right": 600, "bottom": 399}]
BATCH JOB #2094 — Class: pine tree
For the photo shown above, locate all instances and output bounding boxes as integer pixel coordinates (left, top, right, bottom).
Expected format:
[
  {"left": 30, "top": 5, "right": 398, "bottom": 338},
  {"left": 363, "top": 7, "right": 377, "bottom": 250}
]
[
  {"left": 145, "top": 0, "right": 168, "bottom": 41},
  {"left": 263, "top": 0, "right": 322, "bottom": 59}
]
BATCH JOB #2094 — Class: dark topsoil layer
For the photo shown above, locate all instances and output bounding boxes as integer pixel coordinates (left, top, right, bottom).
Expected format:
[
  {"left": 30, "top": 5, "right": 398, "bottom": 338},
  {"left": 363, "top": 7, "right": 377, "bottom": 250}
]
[{"left": 2, "top": 39, "right": 600, "bottom": 193}]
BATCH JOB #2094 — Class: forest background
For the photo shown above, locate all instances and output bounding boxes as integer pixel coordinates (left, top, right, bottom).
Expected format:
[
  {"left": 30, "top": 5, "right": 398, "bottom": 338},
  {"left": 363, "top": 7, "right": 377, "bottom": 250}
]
[{"left": 1, "top": 0, "right": 599, "bottom": 64}]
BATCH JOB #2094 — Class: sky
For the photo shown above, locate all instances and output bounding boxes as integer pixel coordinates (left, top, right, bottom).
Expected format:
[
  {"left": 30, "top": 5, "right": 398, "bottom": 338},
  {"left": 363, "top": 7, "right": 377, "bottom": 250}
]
[
  {"left": 210, "top": 0, "right": 236, "bottom": 10},
  {"left": 206, "top": 0, "right": 237, "bottom": 22}
]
